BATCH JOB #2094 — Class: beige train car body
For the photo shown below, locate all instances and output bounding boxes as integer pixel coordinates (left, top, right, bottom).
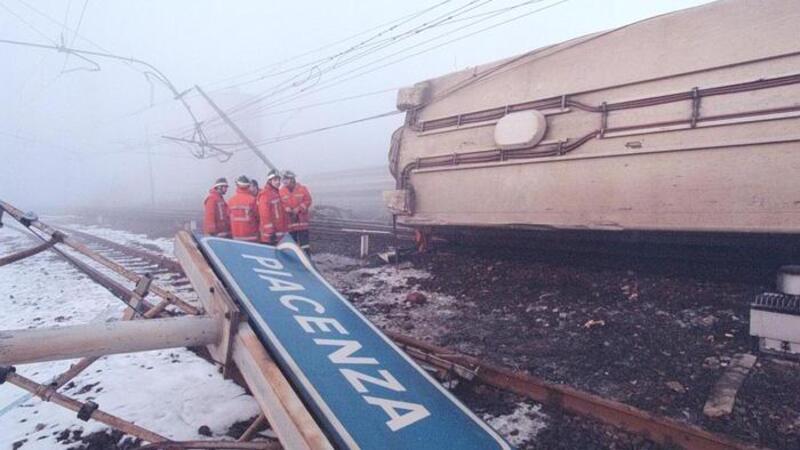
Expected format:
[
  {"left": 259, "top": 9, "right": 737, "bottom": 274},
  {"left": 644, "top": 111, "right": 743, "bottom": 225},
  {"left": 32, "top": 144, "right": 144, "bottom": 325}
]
[{"left": 388, "top": 0, "right": 800, "bottom": 235}]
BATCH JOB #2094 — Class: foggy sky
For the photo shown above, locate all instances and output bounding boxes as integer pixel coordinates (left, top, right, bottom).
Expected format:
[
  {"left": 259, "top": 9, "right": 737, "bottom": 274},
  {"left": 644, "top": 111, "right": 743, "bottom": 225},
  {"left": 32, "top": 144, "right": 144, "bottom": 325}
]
[{"left": 0, "top": 0, "right": 714, "bottom": 210}]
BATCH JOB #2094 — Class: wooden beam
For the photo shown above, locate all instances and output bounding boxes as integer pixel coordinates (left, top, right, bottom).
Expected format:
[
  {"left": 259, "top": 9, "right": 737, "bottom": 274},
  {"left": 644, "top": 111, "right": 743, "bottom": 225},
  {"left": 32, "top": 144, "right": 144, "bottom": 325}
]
[
  {"left": 0, "top": 316, "right": 222, "bottom": 365},
  {"left": 173, "top": 231, "right": 333, "bottom": 450},
  {"left": 174, "top": 232, "right": 240, "bottom": 376},
  {"left": 52, "top": 356, "right": 99, "bottom": 389},
  {"left": 703, "top": 353, "right": 757, "bottom": 418},
  {"left": 238, "top": 414, "right": 268, "bottom": 442},
  {"left": 232, "top": 325, "right": 333, "bottom": 450}
]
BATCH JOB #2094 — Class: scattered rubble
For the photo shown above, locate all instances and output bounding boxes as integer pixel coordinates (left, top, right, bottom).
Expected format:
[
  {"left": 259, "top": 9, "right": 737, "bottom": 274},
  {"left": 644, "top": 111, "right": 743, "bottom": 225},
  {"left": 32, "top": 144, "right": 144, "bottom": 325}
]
[
  {"left": 314, "top": 235, "right": 800, "bottom": 449},
  {"left": 405, "top": 291, "right": 427, "bottom": 305},
  {"left": 484, "top": 402, "right": 548, "bottom": 447}
]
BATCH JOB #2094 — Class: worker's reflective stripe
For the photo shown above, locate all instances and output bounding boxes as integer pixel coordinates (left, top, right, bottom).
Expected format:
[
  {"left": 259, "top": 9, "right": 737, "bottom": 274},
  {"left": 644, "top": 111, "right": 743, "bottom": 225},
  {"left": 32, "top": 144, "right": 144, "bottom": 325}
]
[
  {"left": 234, "top": 235, "right": 258, "bottom": 241},
  {"left": 261, "top": 224, "right": 275, "bottom": 236},
  {"left": 289, "top": 222, "right": 309, "bottom": 231},
  {"left": 230, "top": 205, "right": 254, "bottom": 222},
  {"left": 271, "top": 199, "right": 282, "bottom": 218},
  {"left": 216, "top": 202, "right": 227, "bottom": 221}
]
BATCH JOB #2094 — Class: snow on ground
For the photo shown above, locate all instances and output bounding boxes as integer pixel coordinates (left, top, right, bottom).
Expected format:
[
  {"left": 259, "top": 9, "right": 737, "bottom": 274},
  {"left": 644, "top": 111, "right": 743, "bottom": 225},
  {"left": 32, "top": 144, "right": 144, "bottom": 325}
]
[
  {"left": 0, "top": 225, "right": 258, "bottom": 450},
  {"left": 58, "top": 221, "right": 175, "bottom": 255},
  {"left": 315, "top": 256, "right": 460, "bottom": 339},
  {"left": 484, "top": 402, "right": 548, "bottom": 447}
]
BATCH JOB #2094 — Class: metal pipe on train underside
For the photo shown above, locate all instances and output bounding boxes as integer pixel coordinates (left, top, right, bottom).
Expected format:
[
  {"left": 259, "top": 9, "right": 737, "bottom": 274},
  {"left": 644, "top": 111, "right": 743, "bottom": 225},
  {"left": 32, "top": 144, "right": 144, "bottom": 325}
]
[{"left": 0, "top": 315, "right": 222, "bottom": 365}]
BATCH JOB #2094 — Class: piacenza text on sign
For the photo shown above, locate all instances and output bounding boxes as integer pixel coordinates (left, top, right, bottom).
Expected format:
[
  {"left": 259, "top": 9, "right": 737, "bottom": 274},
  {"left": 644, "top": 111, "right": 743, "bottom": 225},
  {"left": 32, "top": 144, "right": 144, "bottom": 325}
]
[{"left": 242, "top": 254, "right": 432, "bottom": 432}]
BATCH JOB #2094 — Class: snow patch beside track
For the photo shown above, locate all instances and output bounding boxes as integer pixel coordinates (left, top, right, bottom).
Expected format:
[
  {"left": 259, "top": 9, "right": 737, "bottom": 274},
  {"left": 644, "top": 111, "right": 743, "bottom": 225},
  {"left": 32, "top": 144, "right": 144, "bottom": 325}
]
[{"left": 0, "top": 226, "right": 258, "bottom": 450}]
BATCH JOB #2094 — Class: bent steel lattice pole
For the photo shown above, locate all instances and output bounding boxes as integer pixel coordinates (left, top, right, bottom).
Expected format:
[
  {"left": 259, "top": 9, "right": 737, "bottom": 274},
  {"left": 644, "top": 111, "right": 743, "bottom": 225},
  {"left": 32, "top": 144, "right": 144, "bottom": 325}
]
[
  {"left": 193, "top": 85, "right": 278, "bottom": 171},
  {"left": 0, "top": 202, "right": 286, "bottom": 447},
  {"left": 0, "top": 199, "right": 199, "bottom": 315},
  {"left": 0, "top": 200, "right": 201, "bottom": 446}
]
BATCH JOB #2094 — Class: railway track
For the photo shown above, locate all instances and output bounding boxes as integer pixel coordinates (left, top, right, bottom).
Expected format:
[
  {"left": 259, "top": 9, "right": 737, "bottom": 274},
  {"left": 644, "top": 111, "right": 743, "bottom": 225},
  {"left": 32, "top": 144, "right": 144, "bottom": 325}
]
[
  {"left": 49, "top": 227, "right": 755, "bottom": 450},
  {"left": 73, "top": 207, "right": 800, "bottom": 273},
  {"left": 312, "top": 217, "right": 414, "bottom": 242},
  {"left": 58, "top": 227, "right": 187, "bottom": 277}
]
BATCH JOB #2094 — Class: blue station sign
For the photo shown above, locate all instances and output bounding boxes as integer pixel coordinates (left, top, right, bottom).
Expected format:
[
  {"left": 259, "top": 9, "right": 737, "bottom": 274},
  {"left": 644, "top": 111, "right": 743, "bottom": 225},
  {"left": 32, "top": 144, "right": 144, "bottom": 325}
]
[{"left": 198, "top": 236, "right": 511, "bottom": 450}]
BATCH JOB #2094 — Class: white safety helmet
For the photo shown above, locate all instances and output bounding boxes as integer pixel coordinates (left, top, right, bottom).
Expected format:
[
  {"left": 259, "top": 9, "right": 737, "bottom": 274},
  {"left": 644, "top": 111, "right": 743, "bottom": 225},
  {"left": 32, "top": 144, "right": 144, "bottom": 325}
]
[{"left": 235, "top": 175, "right": 251, "bottom": 187}]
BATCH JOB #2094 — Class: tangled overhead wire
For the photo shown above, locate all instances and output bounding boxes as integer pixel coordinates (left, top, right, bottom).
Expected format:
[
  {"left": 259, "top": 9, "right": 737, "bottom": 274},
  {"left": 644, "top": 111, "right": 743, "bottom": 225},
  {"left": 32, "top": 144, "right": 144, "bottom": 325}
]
[{"left": 0, "top": 37, "right": 231, "bottom": 160}]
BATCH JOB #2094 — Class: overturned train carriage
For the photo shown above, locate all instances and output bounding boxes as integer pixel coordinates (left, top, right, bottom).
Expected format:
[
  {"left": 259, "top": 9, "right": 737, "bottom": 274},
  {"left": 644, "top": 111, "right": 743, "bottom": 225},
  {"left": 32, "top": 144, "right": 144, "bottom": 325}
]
[{"left": 386, "top": 0, "right": 800, "bottom": 250}]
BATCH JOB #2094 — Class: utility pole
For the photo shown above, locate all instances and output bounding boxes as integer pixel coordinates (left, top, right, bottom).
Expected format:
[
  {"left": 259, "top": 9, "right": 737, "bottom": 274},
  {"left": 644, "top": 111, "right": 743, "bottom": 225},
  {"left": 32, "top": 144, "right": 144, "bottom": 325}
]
[
  {"left": 146, "top": 127, "right": 156, "bottom": 206},
  {"left": 194, "top": 85, "right": 277, "bottom": 172}
]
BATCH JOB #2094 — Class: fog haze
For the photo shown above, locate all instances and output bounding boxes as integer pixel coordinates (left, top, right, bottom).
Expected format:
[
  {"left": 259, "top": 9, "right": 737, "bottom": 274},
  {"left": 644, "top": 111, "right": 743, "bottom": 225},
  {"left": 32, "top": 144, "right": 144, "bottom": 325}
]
[{"left": 0, "top": 0, "right": 713, "bottom": 211}]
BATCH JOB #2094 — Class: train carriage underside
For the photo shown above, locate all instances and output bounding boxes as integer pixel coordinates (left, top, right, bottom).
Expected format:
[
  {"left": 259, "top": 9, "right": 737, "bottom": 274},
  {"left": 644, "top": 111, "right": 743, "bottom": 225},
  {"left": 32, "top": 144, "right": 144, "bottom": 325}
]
[{"left": 386, "top": 0, "right": 800, "bottom": 254}]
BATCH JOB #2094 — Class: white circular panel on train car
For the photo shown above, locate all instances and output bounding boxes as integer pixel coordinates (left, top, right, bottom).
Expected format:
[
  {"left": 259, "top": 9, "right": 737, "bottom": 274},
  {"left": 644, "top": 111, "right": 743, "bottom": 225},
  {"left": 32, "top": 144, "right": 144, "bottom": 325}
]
[{"left": 494, "top": 110, "right": 547, "bottom": 150}]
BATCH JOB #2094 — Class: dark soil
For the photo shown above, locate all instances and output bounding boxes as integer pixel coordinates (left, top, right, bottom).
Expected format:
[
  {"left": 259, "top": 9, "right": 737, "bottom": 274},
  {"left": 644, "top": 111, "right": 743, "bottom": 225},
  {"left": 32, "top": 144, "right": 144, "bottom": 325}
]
[
  {"left": 62, "top": 429, "right": 141, "bottom": 450},
  {"left": 314, "top": 233, "right": 799, "bottom": 450}
]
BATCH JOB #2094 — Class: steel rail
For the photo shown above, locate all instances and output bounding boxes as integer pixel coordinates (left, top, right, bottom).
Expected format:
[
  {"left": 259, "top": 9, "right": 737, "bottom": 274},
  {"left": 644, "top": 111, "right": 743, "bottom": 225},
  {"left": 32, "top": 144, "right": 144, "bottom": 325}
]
[
  {"left": 5, "top": 222, "right": 160, "bottom": 316},
  {"left": 60, "top": 226, "right": 185, "bottom": 274},
  {"left": 388, "top": 331, "right": 760, "bottom": 450},
  {"left": 48, "top": 243, "right": 158, "bottom": 316}
]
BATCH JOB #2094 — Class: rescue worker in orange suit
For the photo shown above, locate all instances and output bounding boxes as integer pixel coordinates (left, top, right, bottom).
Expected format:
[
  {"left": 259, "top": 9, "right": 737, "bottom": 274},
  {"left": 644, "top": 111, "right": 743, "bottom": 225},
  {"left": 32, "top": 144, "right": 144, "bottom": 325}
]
[
  {"left": 249, "top": 178, "right": 260, "bottom": 197},
  {"left": 228, "top": 175, "right": 260, "bottom": 242},
  {"left": 257, "top": 170, "right": 288, "bottom": 245},
  {"left": 203, "top": 177, "right": 230, "bottom": 237},
  {"left": 280, "top": 170, "right": 312, "bottom": 253}
]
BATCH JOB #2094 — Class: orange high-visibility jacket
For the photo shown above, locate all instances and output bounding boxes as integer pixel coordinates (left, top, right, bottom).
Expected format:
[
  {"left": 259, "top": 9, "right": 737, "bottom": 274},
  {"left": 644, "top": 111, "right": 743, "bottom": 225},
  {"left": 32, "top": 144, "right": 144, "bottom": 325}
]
[
  {"left": 203, "top": 189, "right": 230, "bottom": 237},
  {"left": 256, "top": 185, "right": 288, "bottom": 243},
  {"left": 280, "top": 183, "right": 312, "bottom": 232},
  {"left": 228, "top": 187, "right": 259, "bottom": 241}
]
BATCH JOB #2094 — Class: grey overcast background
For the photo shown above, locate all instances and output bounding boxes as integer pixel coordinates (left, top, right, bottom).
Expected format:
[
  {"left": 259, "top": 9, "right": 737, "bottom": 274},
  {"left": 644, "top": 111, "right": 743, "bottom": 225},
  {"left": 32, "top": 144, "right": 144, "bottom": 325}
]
[{"left": 0, "top": 0, "right": 714, "bottom": 210}]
